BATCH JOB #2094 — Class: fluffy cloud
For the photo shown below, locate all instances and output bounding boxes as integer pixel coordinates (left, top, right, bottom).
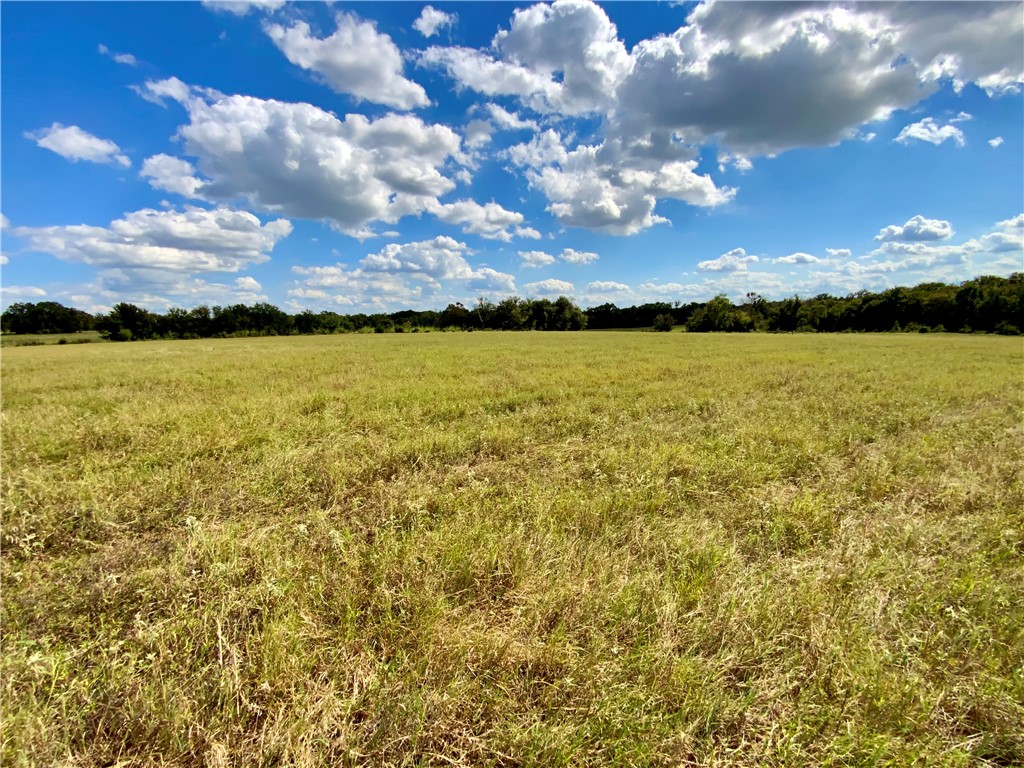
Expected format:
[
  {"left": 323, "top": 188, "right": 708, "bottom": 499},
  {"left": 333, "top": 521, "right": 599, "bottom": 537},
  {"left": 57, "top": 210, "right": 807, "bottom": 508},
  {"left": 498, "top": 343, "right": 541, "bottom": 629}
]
[
  {"left": 831, "top": 214, "right": 1022, "bottom": 284},
  {"left": 133, "top": 76, "right": 195, "bottom": 106},
  {"left": 414, "top": 6, "right": 456, "bottom": 38},
  {"left": 894, "top": 117, "right": 967, "bottom": 147},
  {"left": 428, "top": 199, "right": 535, "bottom": 241},
  {"left": 989, "top": 136, "right": 1005, "bottom": 148},
  {"left": 12, "top": 206, "right": 291, "bottom": 273},
  {"left": 886, "top": 2, "right": 1024, "bottom": 95},
  {"left": 98, "top": 43, "right": 137, "bottom": 66},
  {"left": 773, "top": 252, "right": 824, "bottom": 265},
  {"left": 619, "top": 3, "right": 1020, "bottom": 156},
  {"left": 523, "top": 278, "right": 575, "bottom": 296},
  {"left": 2, "top": 286, "right": 47, "bottom": 299},
  {"left": 290, "top": 268, "right": 427, "bottom": 309},
  {"left": 717, "top": 152, "right": 753, "bottom": 173},
  {"left": 509, "top": 133, "right": 733, "bottom": 234},
  {"left": 234, "top": 276, "right": 262, "bottom": 292},
  {"left": 825, "top": 248, "right": 852, "bottom": 259},
  {"left": 25, "top": 123, "right": 130, "bottom": 168},
  {"left": 519, "top": 250, "right": 556, "bottom": 268},
  {"left": 583, "top": 279, "right": 633, "bottom": 304},
  {"left": 422, "top": 0, "right": 631, "bottom": 116},
  {"left": 636, "top": 281, "right": 699, "bottom": 297},
  {"left": 265, "top": 14, "right": 429, "bottom": 110},
  {"left": 138, "top": 80, "right": 471, "bottom": 234},
  {"left": 996, "top": 213, "right": 1024, "bottom": 230},
  {"left": 426, "top": 1, "right": 1021, "bottom": 161},
  {"left": 977, "top": 213, "right": 1024, "bottom": 253},
  {"left": 141, "top": 154, "right": 204, "bottom": 197},
  {"left": 559, "top": 248, "right": 598, "bottom": 265},
  {"left": 491, "top": 0, "right": 632, "bottom": 115},
  {"left": 697, "top": 247, "right": 758, "bottom": 272},
  {"left": 486, "top": 104, "right": 538, "bottom": 132},
  {"left": 137, "top": 80, "right": 540, "bottom": 239},
  {"left": 291, "top": 236, "right": 516, "bottom": 309},
  {"left": 87, "top": 270, "right": 271, "bottom": 310},
  {"left": 463, "top": 120, "right": 493, "bottom": 149},
  {"left": 875, "top": 215, "right": 955, "bottom": 242},
  {"left": 840, "top": 244, "right": 972, "bottom": 275},
  {"left": 615, "top": 4, "right": 927, "bottom": 157},
  {"left": 202, "top": 0, "right": 284, "bottom": 16},
  {"left": 419, "top": 46, "right": 560, "bottom": 109}
]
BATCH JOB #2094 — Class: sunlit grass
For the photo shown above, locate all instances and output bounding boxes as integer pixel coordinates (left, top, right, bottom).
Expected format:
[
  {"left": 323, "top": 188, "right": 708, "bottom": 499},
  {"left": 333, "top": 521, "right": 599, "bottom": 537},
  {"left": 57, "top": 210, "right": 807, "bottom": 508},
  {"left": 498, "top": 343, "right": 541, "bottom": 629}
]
[
  {"left": 0, "top": 331, "right": 104, "bottom": 347},
  {"left": 3, "top": 332, "right": 1022, "bottom": 766}
]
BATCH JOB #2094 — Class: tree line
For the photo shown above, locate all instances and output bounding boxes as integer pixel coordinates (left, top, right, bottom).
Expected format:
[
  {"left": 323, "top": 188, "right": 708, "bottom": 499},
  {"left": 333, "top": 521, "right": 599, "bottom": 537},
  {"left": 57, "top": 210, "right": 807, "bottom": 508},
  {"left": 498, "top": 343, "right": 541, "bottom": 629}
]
[
  {"left": 606, "top": 274, "right": 1022, "bottom": 335},
  {"left": 2, "top": 274, "right": 1021, "bottom": 339}
]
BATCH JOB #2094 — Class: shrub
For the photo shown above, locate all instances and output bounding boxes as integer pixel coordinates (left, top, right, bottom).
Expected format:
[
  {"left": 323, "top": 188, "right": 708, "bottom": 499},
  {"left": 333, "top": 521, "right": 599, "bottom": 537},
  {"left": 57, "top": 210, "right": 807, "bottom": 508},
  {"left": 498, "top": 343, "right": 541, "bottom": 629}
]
[{"left": 652, "top": 313, "right": 675, "bottom": 332}]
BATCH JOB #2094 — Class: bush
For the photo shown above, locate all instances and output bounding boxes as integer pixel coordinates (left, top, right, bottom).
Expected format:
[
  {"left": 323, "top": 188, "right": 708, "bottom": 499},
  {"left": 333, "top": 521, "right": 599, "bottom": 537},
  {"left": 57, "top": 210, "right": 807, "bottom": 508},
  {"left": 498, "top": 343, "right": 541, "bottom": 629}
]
[{"left": 652, "top": 313, "right": 675, "bottom": 332}]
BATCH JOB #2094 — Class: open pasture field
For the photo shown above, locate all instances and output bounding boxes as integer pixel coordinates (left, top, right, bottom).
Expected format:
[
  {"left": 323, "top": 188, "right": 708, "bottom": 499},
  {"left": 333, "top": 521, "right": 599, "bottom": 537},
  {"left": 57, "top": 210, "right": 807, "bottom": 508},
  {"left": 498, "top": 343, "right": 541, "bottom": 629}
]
[
  {"left": 2, "top": 332, "right": 1022, "bottom": 767},
  {"left": 0, "top": 331, "right": 104, "bottom": 348}
]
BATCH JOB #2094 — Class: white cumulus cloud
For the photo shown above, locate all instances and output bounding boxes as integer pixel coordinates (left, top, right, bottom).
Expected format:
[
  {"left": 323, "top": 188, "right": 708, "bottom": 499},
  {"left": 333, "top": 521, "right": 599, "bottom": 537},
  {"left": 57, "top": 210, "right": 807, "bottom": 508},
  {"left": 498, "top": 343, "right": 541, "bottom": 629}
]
[
  {"left": 12, "top": 206, "right": 291, "bottom": 273},
  {"left": 265, "top": 13, "right": 429, "bottom": 110},
  {"left": 508, "top": 133, "right": 734, "bottom": 235},
  {"left": 202, "top": 0, "right": 285, "bottom": 16},
  {"left": 2, "top": 286, "right": 47, "bottom": 300},
  {"left": 141, "top": 154, "right": 204, "bottom": 198},
  {"left": 559, "top": 248, "right": 598, "bottom": 265},
  {"left": 587, "top": 280, "right": 630, "bottom": 292},
  {"left": 428, "top": 199, "right": 533, "bottom": 242},
  {"left": 137, "top": 80, "right": 477, "bottom": 235},
  {"left": 697, "top": 247, "right": 758, "bottom": 272},
  {"left": 519, "top": 250, "right": 556, "bottom": 268},
  {"left": 894, "top": 117, "right": 966, "bottom": 147},
  {"left": 773, "top": 252, "right": 824, "bottom": 265},
  {"left": 523, "top": 278, "right": 575, "bottom": 296},
  {"left": 414, "top": 6, "right": 456, "bottom": 38},
  {"left": 486, "top": 103, "right": 538, "bottom": 132},
  {"left": 291, "top": 236, "right": 516, "bottom": 309},
  {"left": 425, "top": 0, "right": 1021, "bottom": 162},
  {"left": 875, "top": 215, "right": 955, "bottom": 242},
  {"left": 25, "top": 123, "right": 130, "bottom": 168}
]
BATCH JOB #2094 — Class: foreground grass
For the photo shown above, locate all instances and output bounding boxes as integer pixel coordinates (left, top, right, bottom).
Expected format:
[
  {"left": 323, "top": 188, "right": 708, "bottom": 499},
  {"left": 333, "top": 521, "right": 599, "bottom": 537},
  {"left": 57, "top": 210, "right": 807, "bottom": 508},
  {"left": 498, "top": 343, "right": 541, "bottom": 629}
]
[{"left": 2, "top": 333, "right": 1022, "bottom": 767}]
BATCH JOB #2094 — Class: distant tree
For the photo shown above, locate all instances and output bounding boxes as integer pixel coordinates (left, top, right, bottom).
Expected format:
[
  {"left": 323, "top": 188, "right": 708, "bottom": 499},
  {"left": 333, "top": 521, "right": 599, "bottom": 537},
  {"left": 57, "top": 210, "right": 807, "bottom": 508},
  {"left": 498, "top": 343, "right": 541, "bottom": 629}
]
[
  {"left": 473, "top": 298, "right": 496, "bottom": 329},
  {"left": 688, "top": 295, "right": 751, "bottom": 332},
  {"left": 1, "top": 301, "right": 92, "bottom": 334},
  {"left": 584, "top": 302, "right": 620, "bottom": 329},
  {"left": 98, "top": 303, "right": 158, "bottom": 341},
  {"left": 440, "top": 302, "right": 470, "bottom": 330},
  {"left": 494, "top": 297, "right": 529, "bottom": 330},
  {"left": 652, "top": 313, "right": 675, "bottom": 332},
  {"left": 552, "top": 296, "right": 587, "bottom": 330}
]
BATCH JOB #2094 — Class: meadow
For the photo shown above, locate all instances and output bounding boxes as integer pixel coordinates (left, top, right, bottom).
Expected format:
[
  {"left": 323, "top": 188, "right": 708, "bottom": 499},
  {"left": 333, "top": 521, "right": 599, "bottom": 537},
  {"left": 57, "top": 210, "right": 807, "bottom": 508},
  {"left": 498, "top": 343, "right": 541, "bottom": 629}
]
[
  {"left": 2, "top": 332, "right": 1022, "bottom": 767},
  {"left": 0, "top": 331, "right": 104, "bottom": 348}
]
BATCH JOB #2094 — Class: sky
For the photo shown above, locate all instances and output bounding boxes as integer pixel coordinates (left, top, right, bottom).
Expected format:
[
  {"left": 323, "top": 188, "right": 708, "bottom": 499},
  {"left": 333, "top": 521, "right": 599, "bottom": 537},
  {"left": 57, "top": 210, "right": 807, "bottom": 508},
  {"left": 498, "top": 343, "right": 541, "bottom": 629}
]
[{"left": 1, "top": 0, "right": 1022, "bottom": 315}]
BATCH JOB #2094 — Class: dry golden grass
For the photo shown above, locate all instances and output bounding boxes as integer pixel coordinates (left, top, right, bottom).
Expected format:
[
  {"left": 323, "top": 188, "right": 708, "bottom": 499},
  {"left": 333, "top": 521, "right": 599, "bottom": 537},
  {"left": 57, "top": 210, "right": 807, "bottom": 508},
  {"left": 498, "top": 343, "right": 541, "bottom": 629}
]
[{"left": 2, "top": 332, "right": 1022, "bottom": 766}]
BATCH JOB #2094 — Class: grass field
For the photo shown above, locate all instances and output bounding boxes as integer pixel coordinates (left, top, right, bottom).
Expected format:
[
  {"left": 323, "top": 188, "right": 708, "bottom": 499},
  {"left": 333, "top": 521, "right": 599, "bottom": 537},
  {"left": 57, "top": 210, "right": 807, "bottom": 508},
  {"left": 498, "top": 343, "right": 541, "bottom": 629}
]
[
  {"left": 0, "top": 331, "right": 105, "bottom": 347},
  {"left": 2, "top": 332, "right": 1022, "bottom": 767}
]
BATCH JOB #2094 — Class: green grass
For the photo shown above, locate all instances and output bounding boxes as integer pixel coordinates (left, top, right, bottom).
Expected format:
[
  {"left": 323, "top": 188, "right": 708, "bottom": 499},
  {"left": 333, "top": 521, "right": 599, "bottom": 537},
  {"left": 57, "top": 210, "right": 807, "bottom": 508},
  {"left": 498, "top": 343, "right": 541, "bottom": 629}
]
[
  {"left": 0, "top": 330, "right": 104, "bottom": 347},
  {"left": 2, "top": 332, "right": 1022, "bottom": 767}
]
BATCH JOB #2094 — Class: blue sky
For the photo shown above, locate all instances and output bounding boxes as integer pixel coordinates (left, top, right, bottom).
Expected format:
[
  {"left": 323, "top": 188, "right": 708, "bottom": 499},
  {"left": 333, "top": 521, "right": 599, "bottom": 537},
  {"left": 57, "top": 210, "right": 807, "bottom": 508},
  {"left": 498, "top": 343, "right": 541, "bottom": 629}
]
[{"left": 1, "top": 0, "right": 1022, "bottom": 314}]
